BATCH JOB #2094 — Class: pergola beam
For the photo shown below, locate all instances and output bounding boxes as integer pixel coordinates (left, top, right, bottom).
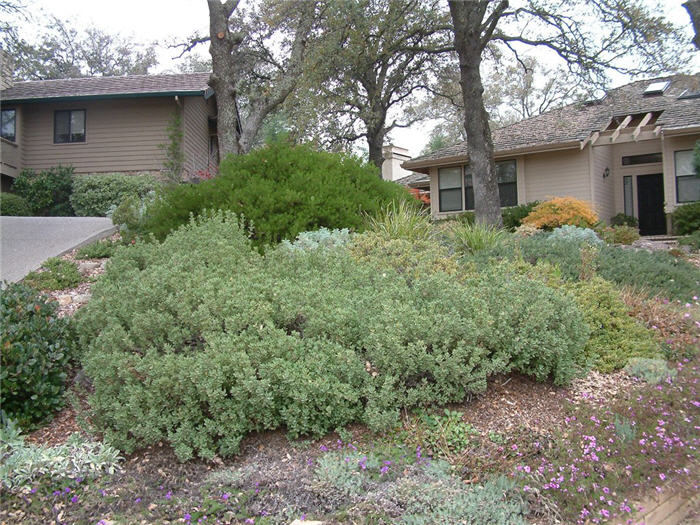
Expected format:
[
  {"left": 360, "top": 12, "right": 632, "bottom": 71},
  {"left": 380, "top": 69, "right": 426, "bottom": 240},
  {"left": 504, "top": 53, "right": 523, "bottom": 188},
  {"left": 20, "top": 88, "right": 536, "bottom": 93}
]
[
  {"left": 633, "top": 112, "right": 653, "bottom": 141},
  {"left": 611, "top": 115, "right": 633, "bottom": 142},
  {"left": 580, "top": 130, "right": 600, "bottom": 149}
]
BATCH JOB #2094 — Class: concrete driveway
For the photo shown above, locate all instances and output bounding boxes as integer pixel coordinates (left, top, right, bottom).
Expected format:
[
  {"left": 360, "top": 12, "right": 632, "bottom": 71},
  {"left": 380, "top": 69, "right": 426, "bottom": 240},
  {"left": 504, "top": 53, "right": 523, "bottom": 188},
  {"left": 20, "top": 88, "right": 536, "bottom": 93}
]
[{"left": 0, "top": 217, "right": 117, "bottom": 283}]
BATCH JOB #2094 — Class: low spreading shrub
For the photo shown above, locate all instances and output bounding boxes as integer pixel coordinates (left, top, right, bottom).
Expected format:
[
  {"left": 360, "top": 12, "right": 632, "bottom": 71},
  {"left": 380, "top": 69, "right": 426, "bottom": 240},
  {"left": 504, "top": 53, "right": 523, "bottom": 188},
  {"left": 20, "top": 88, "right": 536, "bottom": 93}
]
[
  {"left": 672, "top": 201, "right": 700, "bottom": 235},
  {"left": 0, "top": 192, "right": 31, "bottom": 216},
  {"left": 76, "top": 212, "right": 588, "bottom": 460},
  {"left": 623, "top": 357, "right": 677, "bottom": 384},
  {"left": 75, "top": 239, "right": 118, "bottom": 259},
  {"left": 70, "top": 173, "right": 158, "bottom": 216},
  {"left": 610, "top": 213, "right": 638, "bottom": 227},
  {"left": 0, "top": 283, "right": 73, "bottom": 428},
  {"left": 547, "top": 225, "right": 602, "bottom": 245},
  {"left": 280, "top": 227, "right": 353, "bottom": 252},
  {"left": 12, "top": 166, "right": 74, "bottom": 216},
  {"left": 600, "top": 225, "right": 640, "bottom": 245},
  {"left": 23, "top": 257, "right": 82, "bottom": 291},
  {"left": 141, "top": 143, "right": 411, "bottom": 247},
  {"left": 109, "top": 191, "right": 156, "bottom": 243},
  {"left": 0, "top": 421, "right": 121, "bottom": 490},
  {"left": 522, "top": 197, "right": 598, "bottom": 230},
  {"left": 678, "top": 230, "right": 700, "bottom": 251},
  {"left": 501, "top": 201, "right": 539, "bottom": 231}
]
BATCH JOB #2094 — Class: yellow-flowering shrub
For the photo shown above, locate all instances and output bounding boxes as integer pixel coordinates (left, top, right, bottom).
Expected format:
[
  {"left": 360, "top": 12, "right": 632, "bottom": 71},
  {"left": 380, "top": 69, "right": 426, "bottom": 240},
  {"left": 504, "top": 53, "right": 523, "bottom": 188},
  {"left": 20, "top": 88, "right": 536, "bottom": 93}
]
[{"left": 522, "top": 197, "right": 599, "bottom": 230}]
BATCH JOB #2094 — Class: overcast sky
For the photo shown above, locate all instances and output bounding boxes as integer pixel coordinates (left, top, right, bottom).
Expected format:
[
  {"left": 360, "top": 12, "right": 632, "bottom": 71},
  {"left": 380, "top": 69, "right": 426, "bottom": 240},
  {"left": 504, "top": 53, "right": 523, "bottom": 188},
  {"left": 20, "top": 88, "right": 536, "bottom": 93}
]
[{"left": 8, "top": 0, "right": 700, "bottom": 156}]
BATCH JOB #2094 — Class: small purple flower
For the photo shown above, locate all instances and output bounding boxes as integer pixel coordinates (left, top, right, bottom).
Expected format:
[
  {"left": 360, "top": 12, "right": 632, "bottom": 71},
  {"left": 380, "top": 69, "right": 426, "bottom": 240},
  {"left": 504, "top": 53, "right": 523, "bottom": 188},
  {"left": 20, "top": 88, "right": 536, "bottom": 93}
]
[
  {"left": 71, "top": 495, "right": 79, "bottom": 503},
  {"left": 64, "top": 487, "right": 71, "bottom": 494},
  {"left": 135, "top": 497, "right": 142, "bottom": 503},
  {"left": 319, "top": 445, "right": 328, "bottom": 452},
  {"left": 30, "top": 487, "right": 37, "bottom": 494},
  {"left": 222, "top": 493, "right": 230, "bottom": 501},
  {"left": 165, "top": 491, "right": 172, "bottom": 500},
  {"left": 184, "top": 514, "right": 191, "bottom": 522}
]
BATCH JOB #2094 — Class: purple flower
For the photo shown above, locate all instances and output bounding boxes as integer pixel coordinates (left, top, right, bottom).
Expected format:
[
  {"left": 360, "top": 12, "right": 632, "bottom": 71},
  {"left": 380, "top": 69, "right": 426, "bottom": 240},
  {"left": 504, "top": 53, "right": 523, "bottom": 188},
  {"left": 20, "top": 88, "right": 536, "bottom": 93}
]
[
  {"left": 222, "top": 493, "right": 230, "bottom": 501},
  {"left": 135, "top": 497, "right": 142, "bottom": 503},
  {"left": 30, "top": 487, "right": 37, "bottom": 494},
  {"left": 71, "top": 495, "right": 79, "bottom": 503},
  {"left": 184, "top": 514, "right": 191, "bottom": 522},
  {"left": 165, "top": 491, "right": 172, "bottom": 500}
]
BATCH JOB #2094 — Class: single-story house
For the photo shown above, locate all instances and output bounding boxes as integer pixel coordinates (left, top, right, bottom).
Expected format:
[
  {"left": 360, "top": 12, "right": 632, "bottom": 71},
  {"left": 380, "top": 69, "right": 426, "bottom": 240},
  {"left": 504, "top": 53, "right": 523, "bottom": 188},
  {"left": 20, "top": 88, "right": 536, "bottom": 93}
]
[
  {"left": 402, "top": 74, "right": 700, "bottom": 235},
  {"left": 0, "top": 72, "right": 218, "bottom": 189}
]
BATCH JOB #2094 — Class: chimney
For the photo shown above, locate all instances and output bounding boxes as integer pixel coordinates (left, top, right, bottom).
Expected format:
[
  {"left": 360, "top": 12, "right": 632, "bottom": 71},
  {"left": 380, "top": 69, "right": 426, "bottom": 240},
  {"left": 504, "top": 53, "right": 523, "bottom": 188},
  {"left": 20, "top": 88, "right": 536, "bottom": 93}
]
[
  {"left": 0, "top": 49, "right": 14, "bottom": 90},
  {"left": 381, "top": 144, "right": 413, "bottom": 181}
]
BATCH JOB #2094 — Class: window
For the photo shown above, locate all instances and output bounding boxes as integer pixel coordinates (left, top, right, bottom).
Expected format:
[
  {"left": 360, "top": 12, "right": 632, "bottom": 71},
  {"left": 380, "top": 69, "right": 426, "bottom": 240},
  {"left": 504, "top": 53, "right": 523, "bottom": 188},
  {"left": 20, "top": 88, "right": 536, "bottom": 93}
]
[
  {"left": 623, "top": 176, "right": 633, "bottom": 216},
  {"left": 496, "top": 160, "right": 517, "bottom": 207},
  {"left": 621, "top": 153, "right": 662, "bottom": 166},
  {"left": 438, "top": 167, "right": 462, "bottom": 212},
  {"left": 1, "top": 109, "right": 16, "bottom": 142},
  {"left": 675, "top": 149, "right": 699, "bottom": 203},
  {"left": 54, "top": 110, "right": 85, "bottom": 143},
  {"left": 464, "top": 169, "right": 475, "bottom": 211}
]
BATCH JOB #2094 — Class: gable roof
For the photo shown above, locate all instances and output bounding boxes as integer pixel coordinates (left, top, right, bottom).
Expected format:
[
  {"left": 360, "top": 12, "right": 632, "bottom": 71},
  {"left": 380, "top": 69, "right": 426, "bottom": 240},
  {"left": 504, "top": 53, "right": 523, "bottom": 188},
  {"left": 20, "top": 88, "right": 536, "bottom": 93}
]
[
  {"left": 404, "top": 73, "right": 700, "bottom": 171},
  {"left": 0, "top": 73, "right": 213, "bottom": 104}
]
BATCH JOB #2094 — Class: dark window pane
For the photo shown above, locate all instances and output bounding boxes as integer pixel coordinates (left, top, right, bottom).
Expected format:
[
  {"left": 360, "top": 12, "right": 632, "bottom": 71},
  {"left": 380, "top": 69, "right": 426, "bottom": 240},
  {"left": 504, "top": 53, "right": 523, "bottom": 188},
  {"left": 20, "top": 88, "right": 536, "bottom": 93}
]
[
  {"left": 498, "top": 182, "right": 518, "bottom": 207},
  {"left": 677, "top": 175, "right": 700, "bottom": 203},
  {"left": 621, "top": 153, "right": 662, "bottom": 165},
  {"left": 496, "top": 160, "right": 517, "bottom": 183},
  {"left": 54, "top": 111, "right": 70, "bottom": 143},
  {"left": 70, "top": 110, "right": 85, "bottom": 142},
  {"left": 440, "top": 188, "right": 462, "bottom": 212},
  {"left": 1, "top": 109, "right": 16, "bottom": 141},
  {"left": 465, "top": 186, "right": 474, "bottom": 210},
  {"left": 623, "top": 176, "right": 633, "bottom": 215}
]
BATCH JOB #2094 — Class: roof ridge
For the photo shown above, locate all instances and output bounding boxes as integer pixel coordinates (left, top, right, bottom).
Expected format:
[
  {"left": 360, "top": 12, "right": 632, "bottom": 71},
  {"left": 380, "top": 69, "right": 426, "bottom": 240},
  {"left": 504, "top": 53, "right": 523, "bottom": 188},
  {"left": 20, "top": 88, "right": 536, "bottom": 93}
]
[{"left": 10, "top": 72, "right": 212, "bottom": 85}]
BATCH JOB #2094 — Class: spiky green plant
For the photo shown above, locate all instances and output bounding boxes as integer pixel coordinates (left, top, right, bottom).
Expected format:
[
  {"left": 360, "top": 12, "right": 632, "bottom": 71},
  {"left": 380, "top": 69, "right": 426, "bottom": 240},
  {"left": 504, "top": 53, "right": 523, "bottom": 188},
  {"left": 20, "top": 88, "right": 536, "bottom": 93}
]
[
  {"left": 451, "top": 222, "right": 508, "bottom": 254},
  {"left": 367, "top": 200, "right": 432, "bottom": 241}
]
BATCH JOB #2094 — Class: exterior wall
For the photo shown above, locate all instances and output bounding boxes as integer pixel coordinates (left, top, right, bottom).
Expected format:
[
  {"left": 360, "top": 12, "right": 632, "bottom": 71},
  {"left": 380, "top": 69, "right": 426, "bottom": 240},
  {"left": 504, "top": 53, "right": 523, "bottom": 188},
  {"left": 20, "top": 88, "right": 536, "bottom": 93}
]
[
  {"left": 589, "top": 143, "right": 615, "bottom": 222},
  {"left": 662, "top": 132, "right": 700, "bottom": 213},
  {"left": 182, "top": 95, "right": 213, "bottom": 176},
  {"left": 522, "top": 148, "right": 591, "bottom": 204},
  {"left": 20, "top": 97, "right": 178, "bottom": 174},
  {"left": 608, "top": 138, "right": 663, "bottom": 220}
]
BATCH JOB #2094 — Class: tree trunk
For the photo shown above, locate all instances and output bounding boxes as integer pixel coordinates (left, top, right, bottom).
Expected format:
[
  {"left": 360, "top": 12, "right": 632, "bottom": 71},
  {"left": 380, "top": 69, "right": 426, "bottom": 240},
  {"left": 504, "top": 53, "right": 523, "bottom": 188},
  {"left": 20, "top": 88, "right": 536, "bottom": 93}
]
[
  {"left": 449, "top": 1, "right": 503, "bottom": 226},
  {"left": 684, "top": 1, "right": 700, "bottom": 49},
  {"left": 367, "top": 127, "right": 386, "bottom": 172}
]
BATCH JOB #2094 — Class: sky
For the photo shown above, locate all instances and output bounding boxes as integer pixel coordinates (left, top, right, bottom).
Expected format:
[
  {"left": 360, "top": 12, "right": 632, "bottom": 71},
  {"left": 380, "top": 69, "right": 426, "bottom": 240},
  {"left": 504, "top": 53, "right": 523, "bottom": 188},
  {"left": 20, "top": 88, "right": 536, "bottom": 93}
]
[{"left": 7, "top": 0, "right": 700, "bottom": 157}]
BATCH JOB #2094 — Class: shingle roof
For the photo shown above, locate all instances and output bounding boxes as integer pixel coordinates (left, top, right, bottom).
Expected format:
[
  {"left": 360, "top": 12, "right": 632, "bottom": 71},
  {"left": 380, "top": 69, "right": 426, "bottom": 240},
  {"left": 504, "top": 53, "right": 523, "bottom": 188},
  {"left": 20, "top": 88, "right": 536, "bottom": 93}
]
[
  {"left": 0, "top": 73, "right": 212, "bottom": 103},
  {"left": 404, "top": 74, "right": 700, "bottom": 169},
  {"left": 394, "top": 172, "right": 429, "bottom": 188}
]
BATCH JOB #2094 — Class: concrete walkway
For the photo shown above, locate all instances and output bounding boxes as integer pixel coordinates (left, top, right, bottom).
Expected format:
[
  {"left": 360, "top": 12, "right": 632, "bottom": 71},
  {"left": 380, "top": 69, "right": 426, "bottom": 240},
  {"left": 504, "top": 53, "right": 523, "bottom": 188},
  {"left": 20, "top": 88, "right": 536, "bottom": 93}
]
[{"left": 0, "top": 217, "right": 116, "bottom": 283}]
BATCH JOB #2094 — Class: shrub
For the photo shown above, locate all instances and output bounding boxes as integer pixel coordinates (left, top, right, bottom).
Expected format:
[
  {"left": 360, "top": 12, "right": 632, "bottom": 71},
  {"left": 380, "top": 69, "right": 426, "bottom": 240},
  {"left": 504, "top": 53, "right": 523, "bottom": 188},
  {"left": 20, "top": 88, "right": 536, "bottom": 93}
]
[
  {"left": 450, "top": 222, "right": 509, "bottom": 254},
  {"left": 0, "top": 283, "right": 73, "bottom": 428},
  {"left": 367, "top": 200, "right": 431, "bottom": 241},
  {"left": 678, "top": 230, "right": 700, "bottom": 251},
  {"left": 501, "top": 201, "right": 539, "bottom": 231},
  {"left": 0, "top": 192, "right": 31, "bottom": 216},
  {"left": 75, "top": 239, "right": 118, "bottom": 259},
  {"left": 623, "top": 357, "right": 677, "bottom": 385},
  {"left": 76, "top": 212, "right": 588, "bottom": 460},
  {"left": 672, "top": 201, "right": 700, "bottom": 235},
  {"left": 600, "top": 225, "right": 640, "bottom": 245},
  {"left": 12, "top": 166, "right": 74, "bottom": 216},
  {"left": 109, "top": 191, "right": 157, "bottom": 243},
  {"left": 0, "top": 421, "right": 121, "bottom": 490},
  {"left": 70, "top": 173, "right": 158, "bottom": 216},
  {"left": 280, "top": 227, "right": 353, "bottom": 252},
  {"left": 521, "top": 197, "right": 598, "bottom": 230},
  {"left": 610, "top": 213, "right": 638, "bottom": 227},
  {"left": 547, "top": 225, "right": 603, "bottom": 245},
  {"left": 23, "top": 257, "right": 82, "bottom": 291},
  {"left": 141, "top": 143, "right": 411, "bottom": 247}
]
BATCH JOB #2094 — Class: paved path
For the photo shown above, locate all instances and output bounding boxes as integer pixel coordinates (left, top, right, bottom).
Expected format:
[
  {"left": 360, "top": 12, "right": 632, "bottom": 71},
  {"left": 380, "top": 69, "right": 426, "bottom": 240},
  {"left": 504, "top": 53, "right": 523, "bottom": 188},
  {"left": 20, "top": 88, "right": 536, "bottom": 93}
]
[{"left": 0, "top": 217, "right": 116, "bottom": 283}]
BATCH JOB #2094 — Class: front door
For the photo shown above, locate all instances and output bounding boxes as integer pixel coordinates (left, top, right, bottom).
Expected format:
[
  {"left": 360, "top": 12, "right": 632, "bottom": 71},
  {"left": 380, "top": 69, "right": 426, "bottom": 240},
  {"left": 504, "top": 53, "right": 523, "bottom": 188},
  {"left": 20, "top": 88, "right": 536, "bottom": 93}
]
[{"left": 637, "top": 173, "right": 666, "bottom": 236}]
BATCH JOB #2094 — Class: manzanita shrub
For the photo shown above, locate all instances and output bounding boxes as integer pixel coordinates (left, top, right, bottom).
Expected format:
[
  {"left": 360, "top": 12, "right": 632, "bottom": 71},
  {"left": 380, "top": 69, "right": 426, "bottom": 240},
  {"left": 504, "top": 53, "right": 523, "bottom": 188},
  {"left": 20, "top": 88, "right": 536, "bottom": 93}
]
[
  {"left": 76, "top": 212, "right": 589, "bottom": 461},
  {"left": 0, "top": 283, "right": 73, "bottom": 428}
]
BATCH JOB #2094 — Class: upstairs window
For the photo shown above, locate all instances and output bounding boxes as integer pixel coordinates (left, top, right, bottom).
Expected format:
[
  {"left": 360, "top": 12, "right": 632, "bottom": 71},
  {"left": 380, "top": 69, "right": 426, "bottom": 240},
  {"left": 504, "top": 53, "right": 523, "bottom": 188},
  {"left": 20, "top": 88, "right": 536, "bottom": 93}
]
[
  {"left": 1, "top": 108, "right": 16, "bottom": 142},
  {"left": 675, "top": 149, "right": 699, "bottom": 203},
  {"left": 54, "top": 109, "right": 85, "bottom": 143}
]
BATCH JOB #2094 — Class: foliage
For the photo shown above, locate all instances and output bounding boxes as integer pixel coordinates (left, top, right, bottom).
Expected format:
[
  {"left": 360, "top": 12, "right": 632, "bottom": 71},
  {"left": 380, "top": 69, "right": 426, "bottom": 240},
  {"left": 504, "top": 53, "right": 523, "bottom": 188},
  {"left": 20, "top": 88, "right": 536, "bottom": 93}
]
[
  {"left": 280, "top": 228, "right": 353, "bottom": 252},
  {"left": 75, "top": 239, "right": 118, "bottom": 260},
  {"left": 23, "top": 257, "right": 82, "bottom": 291},
  {"left": 678, "top": 230, "right": 700, "bottom": 251},
  {"left": 610, "top": 213, "right": 638, "bottom": 227},
  {"left": 0, "top": 421, "right": 121, "bottom": 490},
  {"left": 159, "top": 111, "right": 185, "bottom": 184},
  {"left": 366, "top": 200, "right": 431, "bottom": 241},
  {"left": 0, "top": 192, "right": 31, "bottom": 216},
  {"left": 672, "top": 201, "right": 700, "bottom": 235},
  {"left": 70, "top": 173, "right": 158, "bottom": 217},
  {"left": 142, "top": 143, "right": 411, "bottom": 247},
  {"left": 76, "top": 212, "right": 588, "bottom": 460},
  {"left": 600, "top": 225, "right": 640, "bottom": 245},
  {"left": 567, "top": 277, "right": 661, "bottom": 372},
  {"left": 12, "top": 166, "right": 74, "bottom": 216},
  {"left": 417, "top": 409, "right": 480, "bottom": 457},
  {"left": 450, "top": 222, "right": 508, "bottom": 254},
  {"left": 501, "top": 202, "right": 540, "bottom": 231},
  {"left": 109, "top": 191, "right": 156, "bottom": 243},
  {"left": 522, "top": 197, "right": 599, "bottom": 230},
  {"left": 547, "top": 225, "right": 602, "bottom": 245},
  {"left": 623, "top": 357, "right": 677, "bottom": 385},
  {"left": 0, "top": 283, "right": 73, "bottom": 428},
  {"left": 513, "top": 224, "right": 540, "bottom": 237}
]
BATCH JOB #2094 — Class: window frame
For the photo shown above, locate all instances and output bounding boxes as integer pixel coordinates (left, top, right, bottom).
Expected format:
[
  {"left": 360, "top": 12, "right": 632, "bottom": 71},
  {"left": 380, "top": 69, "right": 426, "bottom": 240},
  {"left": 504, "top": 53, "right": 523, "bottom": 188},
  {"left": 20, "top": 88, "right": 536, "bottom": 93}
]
[
  {"left": 1, "top": 108, "right": 16, "bottom": 142},
  {"left": 495, "top": 159, "right": 518, "bottom": 207},
  {"left": 438, "top": 160, "right": 519, "bottom": 213},
  {"left": 623, "top": 175, "right": 634, "bottom": 216},
  {"left": 675, "top": 149, "right": 699, "bottom": 204},
  {"left": 438, "top": 166, "right": 463, "bottom": 212},
  {"left": 53, "top": 109, "right": 86, "bottom": 144}
]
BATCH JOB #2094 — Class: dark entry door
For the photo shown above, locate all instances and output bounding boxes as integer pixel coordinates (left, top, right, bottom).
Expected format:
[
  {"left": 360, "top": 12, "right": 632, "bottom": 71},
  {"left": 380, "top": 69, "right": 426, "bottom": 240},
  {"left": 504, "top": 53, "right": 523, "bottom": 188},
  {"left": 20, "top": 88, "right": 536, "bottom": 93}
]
[{"left": 637, "top": 174, "right": 666, "bottom": 236}]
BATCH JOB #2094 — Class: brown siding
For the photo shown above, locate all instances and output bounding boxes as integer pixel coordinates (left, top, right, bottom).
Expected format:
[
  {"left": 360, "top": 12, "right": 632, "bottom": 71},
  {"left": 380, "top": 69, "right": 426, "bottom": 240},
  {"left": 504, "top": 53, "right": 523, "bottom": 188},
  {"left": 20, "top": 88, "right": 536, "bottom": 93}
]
[
  {"left": 21, "top": 97, "right": 179, "bottom": 174},
  {"left": 182, "top": 96, "right": 211, "bottom": 176},
  {"left": 523, "top": 148, "right": 591, "bottom": 203}
]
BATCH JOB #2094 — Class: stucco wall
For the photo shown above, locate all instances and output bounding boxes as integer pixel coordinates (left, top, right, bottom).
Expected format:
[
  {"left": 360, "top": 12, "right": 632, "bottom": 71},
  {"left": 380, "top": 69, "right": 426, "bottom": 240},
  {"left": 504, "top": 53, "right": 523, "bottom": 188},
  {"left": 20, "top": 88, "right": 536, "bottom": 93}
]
[
  {"left": 662, "top": 133, "right": 699, "bottom": 213},
  {"left": 522, "top": 148, "right": 591, "bottom": 204}
]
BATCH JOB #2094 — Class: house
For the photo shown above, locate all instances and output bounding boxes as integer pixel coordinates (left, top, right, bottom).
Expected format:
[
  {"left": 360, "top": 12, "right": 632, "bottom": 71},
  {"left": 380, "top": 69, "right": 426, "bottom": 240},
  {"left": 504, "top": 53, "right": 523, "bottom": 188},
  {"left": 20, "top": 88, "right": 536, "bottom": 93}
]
[
  {"left": 402, "top": 74, "right": 700, "bottom": 235},
  {"left": 0, "top": 71, "right": 218, "bottom": 190}
]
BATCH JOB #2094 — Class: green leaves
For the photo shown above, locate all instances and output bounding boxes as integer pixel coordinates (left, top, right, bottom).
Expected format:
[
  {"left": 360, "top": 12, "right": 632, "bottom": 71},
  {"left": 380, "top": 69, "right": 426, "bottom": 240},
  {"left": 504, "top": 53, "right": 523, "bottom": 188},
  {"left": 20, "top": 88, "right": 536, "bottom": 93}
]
[{"left": 70, "top": 173, "right": 159, "bottom": 217}]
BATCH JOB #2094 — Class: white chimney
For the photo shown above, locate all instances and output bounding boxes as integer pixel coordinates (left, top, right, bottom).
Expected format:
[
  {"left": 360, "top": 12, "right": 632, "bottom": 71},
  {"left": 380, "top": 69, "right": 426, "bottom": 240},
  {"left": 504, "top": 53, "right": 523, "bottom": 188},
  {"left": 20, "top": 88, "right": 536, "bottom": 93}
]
[{"left": 381, "top": 145, "right": 413, "bottom": 181}]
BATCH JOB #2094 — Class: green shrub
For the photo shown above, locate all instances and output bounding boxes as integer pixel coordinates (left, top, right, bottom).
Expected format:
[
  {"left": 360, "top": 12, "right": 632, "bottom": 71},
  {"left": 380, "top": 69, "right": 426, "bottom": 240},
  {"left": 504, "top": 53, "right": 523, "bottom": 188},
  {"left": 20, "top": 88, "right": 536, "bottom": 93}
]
[
  {"left": 610, "top": 213, "right": 638, "bottom": 227},
  {"left": 600, "top": 225, "right": 640, "bottom": 245},
  {"left": 672, "top": 202, "right": 700, "bottom": 235},
  {"left": 547, "top": 225, "right": 602, "bottom": 245},
  {"left": 501, "top": 201, "right": 539, "bottom": 231},
  {"left": 75, "top": 239, "right": 118, "bottom": 259},
  {"left": 623, "top": 357, "right": 677, "bottom": 384},
  {"left": 76, "top": 212, "right": 588, "bottom": 460},
  {"left": 141, "top": 143, "right": 411, "bottom": 247},
  {"left": 450, "top": 222, "right": 508, "bottom": 255},
  {"left": 0, "top": 421, "right": 121, "bottom": 490},
  {"left": 23, "top": 257, "right": 82, "bottom": 291},
  {"left": 12, "top": 166, "right": 74, "bottom": 216},
  {"left": 0, "top": 192, "right": 31, "bottom": 216},
  {"left": 70, "top": 173, "right": 158, "bottom": 216},
  {"left": 110, "top": 191, "right": 156, "bottom": 243},
  {"left": 367, "top": 200, "right": 431, "bottom": 241},
  {"left": 0, "top": 283, "right": 73, "bottom": 428},
  {"left": 678, "top": 230, "right": 700, "bottom": 251}
]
